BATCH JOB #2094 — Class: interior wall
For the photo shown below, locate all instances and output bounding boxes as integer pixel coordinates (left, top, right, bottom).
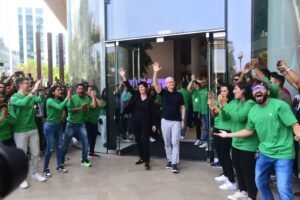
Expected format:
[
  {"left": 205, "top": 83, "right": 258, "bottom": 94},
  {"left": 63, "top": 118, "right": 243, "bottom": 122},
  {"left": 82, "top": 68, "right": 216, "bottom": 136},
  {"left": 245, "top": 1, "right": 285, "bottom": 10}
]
[{"left": 146, "top": 40, "right": 174, "bottom": 79}]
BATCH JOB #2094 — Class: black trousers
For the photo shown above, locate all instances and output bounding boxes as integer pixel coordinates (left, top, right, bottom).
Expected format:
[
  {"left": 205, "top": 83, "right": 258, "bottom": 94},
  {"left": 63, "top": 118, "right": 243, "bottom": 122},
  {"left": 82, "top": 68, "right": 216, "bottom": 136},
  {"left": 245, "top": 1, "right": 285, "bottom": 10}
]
[
  {"left": 232, "top": 147, "right": 257, "bottom": 200},
  {"left": 35, "top": 116, "right": 45, "bottom": 152},
  {"left": 193, "top": 112, "right": 202, "bottom": 140},
  {"left": 133, "top": 120, "right": 150, "bottom": 163},
  {"left": 86, "top": 122, "right": 98, "bottom": 153},
  {"left": 214, "top": 128, "right": 235, "bottom": 183},
  {"left": 1, "top": 138, "right": 15, "bottom": 147}
]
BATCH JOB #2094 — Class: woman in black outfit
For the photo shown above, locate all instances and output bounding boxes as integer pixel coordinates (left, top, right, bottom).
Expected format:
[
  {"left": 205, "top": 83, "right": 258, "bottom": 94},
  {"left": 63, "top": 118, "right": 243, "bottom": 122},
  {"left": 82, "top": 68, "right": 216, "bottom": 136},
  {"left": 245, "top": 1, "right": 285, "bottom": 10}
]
[{"left": 118, "top": 67, "right": 156, "bottom": 170}]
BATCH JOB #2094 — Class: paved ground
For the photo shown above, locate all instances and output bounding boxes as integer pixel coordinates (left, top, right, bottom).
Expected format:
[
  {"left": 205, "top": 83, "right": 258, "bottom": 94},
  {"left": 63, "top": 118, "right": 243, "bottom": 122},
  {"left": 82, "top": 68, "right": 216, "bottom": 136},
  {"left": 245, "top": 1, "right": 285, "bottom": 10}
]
[{"left": 6, "top": 149, "right": 300, "bottom": 200}]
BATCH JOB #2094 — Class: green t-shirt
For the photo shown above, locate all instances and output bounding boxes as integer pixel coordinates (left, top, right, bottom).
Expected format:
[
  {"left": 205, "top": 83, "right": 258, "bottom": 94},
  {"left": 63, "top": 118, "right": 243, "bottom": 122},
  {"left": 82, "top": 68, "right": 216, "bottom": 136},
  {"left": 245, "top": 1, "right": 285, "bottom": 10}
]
[
  {"left": 262, "top": 77, "right": 279, "bottom": 98},
  {"left": 199, "top": 88, "right": 208, "bottom": 115},
  {"left": 191, "top": 89, "right": 201, "bottom": 112},
  {"left": 99, "top": 99, "right": 107, "bottom": 116},
  {"left": 154, "top": 95, "right": 162, "bottom": 112},
  {"left": 86, "top": 98, "right": 101, "bottom": 124},
  {"left": 0, "top": 106, "right": 16, "bottom": 140},
  {"left": 178, "top": 88, "right": 191, "bottom": 112},
  {"left": 11, "top": 93, "right": 45, "bottom": 133},
  {"left": 46, "top": 98, "right": 68, "bottom": 123},
  {"left": 67, "top": 94, "right": 90, "bottom": 124},
  {"left": 246, "top": 98, "right": 297, "bottom": 159},
  {"left": 221, "top": 99, "right": 259, "bottom": 152},
  {"left": 213, "top": 100, "right": 232, "bottom": 131}
]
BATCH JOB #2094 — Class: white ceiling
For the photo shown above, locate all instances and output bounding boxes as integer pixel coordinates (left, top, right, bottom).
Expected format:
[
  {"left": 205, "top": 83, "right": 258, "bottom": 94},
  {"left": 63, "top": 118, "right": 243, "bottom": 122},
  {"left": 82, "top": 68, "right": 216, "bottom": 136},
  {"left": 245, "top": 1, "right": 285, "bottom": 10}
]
[{"left": 44, "top": 0, "right": 67, "bottom": 29}]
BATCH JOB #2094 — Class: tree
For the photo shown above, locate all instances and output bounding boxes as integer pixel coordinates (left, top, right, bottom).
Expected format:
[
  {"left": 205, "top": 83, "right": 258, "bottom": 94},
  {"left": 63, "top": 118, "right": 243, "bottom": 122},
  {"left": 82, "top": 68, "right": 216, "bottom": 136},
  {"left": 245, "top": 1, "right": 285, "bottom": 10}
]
[{"left": 17, "top": 59, "right": 69, "bottom": 83}]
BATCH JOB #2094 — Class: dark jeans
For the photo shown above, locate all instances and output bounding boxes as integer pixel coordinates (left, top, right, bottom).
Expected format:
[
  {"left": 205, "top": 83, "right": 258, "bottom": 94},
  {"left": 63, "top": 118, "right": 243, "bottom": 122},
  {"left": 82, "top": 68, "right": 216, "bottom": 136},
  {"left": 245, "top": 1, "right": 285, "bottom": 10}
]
[
  {"left": 43, "top": 122, "right": 63, "bottom": 169},
  {"left": 193, "top": 112, "right": 201, "bottom": 140},
  {"left": 86, "top": 122, "right": 98, "bottom": 153},
  {"left": 232, "top": 147, "right": 257, "bottom": 200},
  {"left": 61, "top": 122, "right": 89, "bottom": 163},
  {"left": 133, "top": 119, "right": 150, "bottom": 163},
  {"left": 214, "top": 128, "right": 234, "bottom": 183}
]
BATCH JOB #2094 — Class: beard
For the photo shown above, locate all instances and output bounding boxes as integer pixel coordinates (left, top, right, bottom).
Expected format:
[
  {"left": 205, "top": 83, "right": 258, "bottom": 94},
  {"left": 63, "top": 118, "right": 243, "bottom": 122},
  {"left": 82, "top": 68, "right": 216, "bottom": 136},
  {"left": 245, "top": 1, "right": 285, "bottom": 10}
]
[{"left": 255, "top": 93, "right": 268, "bottom": 104}]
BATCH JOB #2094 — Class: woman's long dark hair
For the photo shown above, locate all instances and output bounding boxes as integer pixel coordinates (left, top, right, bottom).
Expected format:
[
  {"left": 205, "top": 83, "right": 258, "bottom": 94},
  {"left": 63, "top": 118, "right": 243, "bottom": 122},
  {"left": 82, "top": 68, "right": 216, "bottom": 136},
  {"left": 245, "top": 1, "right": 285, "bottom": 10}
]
[
  {"left": 44, "top": 85, "right": 61, "bottom": 119},
  {"left": 46, "top": 85, "right": 60, "bottom": 100},
  {"left": 236, "top": 82, "right": 253, "bottom": 101},
  {"left": 218, "top": 83, "right": 234, "bottom": 102}
]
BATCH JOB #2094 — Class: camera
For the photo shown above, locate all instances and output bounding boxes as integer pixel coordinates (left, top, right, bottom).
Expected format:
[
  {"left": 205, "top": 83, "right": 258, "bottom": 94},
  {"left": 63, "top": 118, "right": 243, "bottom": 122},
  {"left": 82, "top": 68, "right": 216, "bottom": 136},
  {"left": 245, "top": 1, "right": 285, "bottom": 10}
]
[
  {"left": 14, "top": 71, "right": 25, "bottom": 78},
  {"left": 0, "top": 143, "right": 28, "bottom": 198},
  {"left": 276, "top": 60, "right": 282, "bottom": 66}
]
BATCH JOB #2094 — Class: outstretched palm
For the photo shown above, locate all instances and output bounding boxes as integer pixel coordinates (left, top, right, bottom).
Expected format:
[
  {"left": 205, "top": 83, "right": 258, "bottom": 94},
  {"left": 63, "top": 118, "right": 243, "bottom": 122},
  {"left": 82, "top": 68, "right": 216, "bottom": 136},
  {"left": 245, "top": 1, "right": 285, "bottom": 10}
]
[{"left": 152, "top": 62, "right": 161, "bottom": 72}]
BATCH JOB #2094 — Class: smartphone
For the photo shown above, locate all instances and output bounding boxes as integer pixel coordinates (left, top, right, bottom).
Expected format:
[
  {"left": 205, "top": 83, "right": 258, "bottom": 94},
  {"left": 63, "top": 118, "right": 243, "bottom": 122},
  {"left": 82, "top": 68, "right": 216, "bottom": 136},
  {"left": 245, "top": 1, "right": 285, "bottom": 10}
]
[{"left": 276, "top": 60, "right": 282, "bottom": 66}]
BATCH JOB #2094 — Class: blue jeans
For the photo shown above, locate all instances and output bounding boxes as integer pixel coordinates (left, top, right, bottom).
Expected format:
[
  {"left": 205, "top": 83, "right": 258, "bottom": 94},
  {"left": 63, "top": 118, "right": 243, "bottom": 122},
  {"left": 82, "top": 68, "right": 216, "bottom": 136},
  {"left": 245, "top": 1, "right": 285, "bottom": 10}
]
[
  {"left": 43, "top": 122, "right": 63, "bottom": 169},
  {"left": 255, "top": 153, "right": 293, "bottom": 200},
  {"left": 61, "top": 122, "right": 89, "bottom": 163},
  {"left": 201, "top": 114, "right": 209, "bottom": 142}
]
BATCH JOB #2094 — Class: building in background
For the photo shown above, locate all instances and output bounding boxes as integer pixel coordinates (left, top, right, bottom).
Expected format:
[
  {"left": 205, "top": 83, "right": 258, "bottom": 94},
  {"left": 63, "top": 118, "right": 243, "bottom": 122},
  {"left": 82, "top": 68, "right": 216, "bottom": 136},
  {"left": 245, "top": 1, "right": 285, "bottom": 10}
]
[{"left": 0, "top": 0, "right": 66, "bottom": 75}]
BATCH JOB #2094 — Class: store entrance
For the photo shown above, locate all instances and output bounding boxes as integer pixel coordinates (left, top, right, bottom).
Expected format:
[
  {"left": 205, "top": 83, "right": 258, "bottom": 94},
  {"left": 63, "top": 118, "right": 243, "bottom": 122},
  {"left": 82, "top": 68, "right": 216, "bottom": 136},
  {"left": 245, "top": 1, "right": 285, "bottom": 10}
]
[{"left": 105, "top": 32, "right": 227, "bottom": 161}]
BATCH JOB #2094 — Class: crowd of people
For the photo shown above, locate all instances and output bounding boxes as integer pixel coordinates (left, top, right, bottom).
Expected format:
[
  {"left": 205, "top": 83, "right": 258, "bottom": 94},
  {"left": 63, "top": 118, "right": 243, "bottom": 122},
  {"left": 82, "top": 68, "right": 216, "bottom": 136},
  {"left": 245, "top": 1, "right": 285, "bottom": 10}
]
[
  {"left": 0, "top": 72, "right": 107, "bottom": 189},
  {"left": 1, "top": 57, "right": 300, "bottom": 199}
]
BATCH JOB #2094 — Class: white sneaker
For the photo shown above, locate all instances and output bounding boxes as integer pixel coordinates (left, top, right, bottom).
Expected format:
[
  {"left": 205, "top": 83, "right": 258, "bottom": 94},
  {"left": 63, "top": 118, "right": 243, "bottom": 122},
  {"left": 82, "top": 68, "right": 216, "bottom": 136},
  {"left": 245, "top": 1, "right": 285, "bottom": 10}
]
[
  {"left": 227, "top": 191, "right": 248, "bottom": 199},
  {"left": 149, "top": 137, "right": 156, "bottom": 143},
  {"left": 219, "top": 180, "right": 237, "bottom": 190},
  {"left": 19, "top": 180, "right": 29, "bottom": 189},
  {"left": 199, "top": 142, "right": 208, "bottom": 148},
  {"left": 215, "top": 174, "right": 228, "bottom": 182},
  {"left": 31, "top": 173, "right": 47, "bottom": 182},
  {"left": 194, "top": 139, "right": 201, "bottom": 145}
]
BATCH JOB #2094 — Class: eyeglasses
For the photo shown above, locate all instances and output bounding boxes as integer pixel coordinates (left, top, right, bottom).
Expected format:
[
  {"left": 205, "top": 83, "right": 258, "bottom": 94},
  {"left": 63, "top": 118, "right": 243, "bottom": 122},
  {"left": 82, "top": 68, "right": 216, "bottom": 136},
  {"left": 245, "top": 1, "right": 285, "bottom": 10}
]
[
  {"left": 232, "top": 78, "right": 239, "bottom": 82},
  {"left": 251, "top": 85, "right": 267, "bottom": 92}
]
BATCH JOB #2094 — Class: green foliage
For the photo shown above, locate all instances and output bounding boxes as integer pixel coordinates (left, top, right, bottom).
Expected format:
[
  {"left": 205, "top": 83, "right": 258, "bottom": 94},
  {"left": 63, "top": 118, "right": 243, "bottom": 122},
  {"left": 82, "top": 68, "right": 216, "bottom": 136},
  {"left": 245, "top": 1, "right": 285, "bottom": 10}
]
[{"left": 16, "top": 59, "right": 69, "bottom": 83}]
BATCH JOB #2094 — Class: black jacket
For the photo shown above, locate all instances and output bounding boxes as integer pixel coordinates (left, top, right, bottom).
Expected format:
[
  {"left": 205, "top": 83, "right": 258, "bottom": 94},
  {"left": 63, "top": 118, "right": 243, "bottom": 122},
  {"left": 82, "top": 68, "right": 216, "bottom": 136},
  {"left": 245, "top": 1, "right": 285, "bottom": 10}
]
[{"left": 123, "top": 80, "right": 156, "bottom": 126}]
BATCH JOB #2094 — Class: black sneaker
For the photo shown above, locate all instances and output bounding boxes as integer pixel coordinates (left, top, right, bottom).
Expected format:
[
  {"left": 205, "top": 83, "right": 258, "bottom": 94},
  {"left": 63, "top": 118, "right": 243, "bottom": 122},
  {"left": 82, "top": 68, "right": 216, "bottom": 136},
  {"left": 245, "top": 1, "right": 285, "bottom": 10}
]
[
  {"left": 145, "top": 163, "right": 150, "bottom": 170},
  {"left": 43, "top": 169, "right": 52, "bottom": 178},
  {"left": 171, "top": 164, "right": 179, "bottom": 173},
  {"left": 135, "top": 159, "right": 144, "bottom": 165},
  {"left": 56, "top": 166, "right": 68, "bottom": 173},
  {"left": 165, "top": 161, "right": 172, "bottom": 169}
]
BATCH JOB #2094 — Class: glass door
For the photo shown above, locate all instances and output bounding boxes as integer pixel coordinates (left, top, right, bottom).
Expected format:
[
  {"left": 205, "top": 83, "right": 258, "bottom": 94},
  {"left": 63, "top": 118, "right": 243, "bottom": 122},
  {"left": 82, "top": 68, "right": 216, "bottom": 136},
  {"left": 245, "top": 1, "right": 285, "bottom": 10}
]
[
  {"left": 105, "top": 41, "right": 141, "bottom": 154},
  {"left": 207, "top": 32, "right": 227, "bottom": 161}
]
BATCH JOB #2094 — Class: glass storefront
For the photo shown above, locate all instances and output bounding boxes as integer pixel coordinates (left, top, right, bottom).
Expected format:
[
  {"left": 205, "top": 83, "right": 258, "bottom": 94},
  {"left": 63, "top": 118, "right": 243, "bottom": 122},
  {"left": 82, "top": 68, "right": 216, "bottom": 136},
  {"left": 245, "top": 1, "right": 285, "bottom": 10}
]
[
  {"left": 66, "top": 0, "right": 300, "bottom": 156},
  {"left": 106, "top": 0, "right": 225, "bottom": 41}
]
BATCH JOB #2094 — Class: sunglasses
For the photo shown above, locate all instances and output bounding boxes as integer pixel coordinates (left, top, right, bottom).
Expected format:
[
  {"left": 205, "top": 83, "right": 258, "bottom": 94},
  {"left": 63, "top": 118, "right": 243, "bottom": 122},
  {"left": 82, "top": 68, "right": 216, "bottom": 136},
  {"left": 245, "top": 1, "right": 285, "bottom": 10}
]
[
  {"left": 232, "top": 78, "right": 239, "bottom": 81},
  {"left": 251, "top": 85, "right": 267, "bottom": 92}
]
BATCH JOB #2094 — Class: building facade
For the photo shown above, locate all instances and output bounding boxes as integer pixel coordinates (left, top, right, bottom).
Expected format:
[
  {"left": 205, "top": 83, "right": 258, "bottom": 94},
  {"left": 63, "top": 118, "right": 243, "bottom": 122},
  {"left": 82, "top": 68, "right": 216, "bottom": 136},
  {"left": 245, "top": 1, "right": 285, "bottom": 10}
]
[{"left": 50, "top": 0, "right": 300, "bottom": 154}]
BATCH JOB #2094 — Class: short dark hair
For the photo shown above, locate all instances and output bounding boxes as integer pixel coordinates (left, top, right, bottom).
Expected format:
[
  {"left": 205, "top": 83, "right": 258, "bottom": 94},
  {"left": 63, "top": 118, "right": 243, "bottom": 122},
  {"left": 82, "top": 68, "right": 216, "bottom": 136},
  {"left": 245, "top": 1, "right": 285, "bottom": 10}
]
[
  {"left": 270, "top": 72, "right": 285, "bottom": 86},
  {"left": 138, "top": 81, "right": 148, "bottom": 89},
  {"left": 15, "top": 77, "right": 29, "bottom": 89},
  {"left": 76, "top": 83, "right": 85, "bottom": 88},
  {"left": 260, "top": 68, "right": 271, "bottom": 80}
]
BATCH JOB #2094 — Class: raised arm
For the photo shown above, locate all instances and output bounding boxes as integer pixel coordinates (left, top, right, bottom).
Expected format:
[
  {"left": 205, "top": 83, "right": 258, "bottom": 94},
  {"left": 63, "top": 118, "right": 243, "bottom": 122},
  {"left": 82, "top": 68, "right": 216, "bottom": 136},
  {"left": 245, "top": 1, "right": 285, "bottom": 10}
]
[
  {"left": 278, "top": 60, "right": 300, "bottom": 89},
  {"left": 118, "top": 67, "right": 136, "bottom": 94},
  {"left": 152, "top": 62, "right": 162, "bottom": 94},
  {"left": 187, "top": 75, "right": 196, "bottom": 92}
]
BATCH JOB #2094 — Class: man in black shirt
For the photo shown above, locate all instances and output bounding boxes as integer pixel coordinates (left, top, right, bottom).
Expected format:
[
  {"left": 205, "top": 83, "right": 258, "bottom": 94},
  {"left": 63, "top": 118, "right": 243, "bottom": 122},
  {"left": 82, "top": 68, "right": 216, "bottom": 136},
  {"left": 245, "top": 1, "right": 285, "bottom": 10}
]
[{"left": 152, "top": 62, "right": 185, "bottom": 173}]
